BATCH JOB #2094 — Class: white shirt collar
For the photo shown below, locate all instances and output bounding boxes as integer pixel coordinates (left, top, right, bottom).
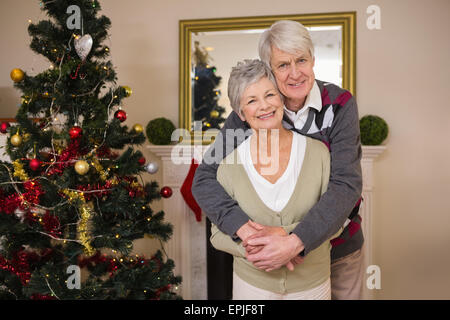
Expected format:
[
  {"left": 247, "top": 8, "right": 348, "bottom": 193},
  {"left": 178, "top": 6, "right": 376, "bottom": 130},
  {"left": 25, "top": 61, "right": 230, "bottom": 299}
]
[{"left": 284, "top": 81, "right": 322, "bottom": 116}]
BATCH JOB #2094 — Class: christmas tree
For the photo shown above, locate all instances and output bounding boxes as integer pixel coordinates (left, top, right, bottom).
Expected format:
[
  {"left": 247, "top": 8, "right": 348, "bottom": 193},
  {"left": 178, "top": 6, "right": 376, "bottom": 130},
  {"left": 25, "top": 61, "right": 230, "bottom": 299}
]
[
  {"left": 192, "top": 41, "right": 226, "bottom": 131},
  {"left": 0, "top": 0, "right": 181, "bottom": 300}
]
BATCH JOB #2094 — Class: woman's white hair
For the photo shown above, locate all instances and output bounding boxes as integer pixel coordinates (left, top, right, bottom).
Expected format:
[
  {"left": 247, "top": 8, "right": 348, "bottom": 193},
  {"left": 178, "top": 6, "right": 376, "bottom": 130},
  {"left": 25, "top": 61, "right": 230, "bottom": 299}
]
[
  {"left": 258, "top": 20, "right": 315, "bottom": 67},
  {"left": 227, "top": 59, "right": 279, "bottom": 116}
]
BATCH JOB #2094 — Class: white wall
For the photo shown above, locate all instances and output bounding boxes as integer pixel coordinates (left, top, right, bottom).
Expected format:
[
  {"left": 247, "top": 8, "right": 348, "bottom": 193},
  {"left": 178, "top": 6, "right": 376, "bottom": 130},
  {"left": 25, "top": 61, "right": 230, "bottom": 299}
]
[{"left": 1, "top": 0, "right": 449, "bottom": 299}]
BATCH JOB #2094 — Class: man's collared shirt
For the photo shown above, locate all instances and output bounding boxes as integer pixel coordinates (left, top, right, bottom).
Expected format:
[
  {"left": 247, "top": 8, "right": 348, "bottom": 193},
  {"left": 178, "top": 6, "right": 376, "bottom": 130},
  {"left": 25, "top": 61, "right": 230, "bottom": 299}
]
[{"left": 283, "top": 80, "right": 322, "bottom": 132}]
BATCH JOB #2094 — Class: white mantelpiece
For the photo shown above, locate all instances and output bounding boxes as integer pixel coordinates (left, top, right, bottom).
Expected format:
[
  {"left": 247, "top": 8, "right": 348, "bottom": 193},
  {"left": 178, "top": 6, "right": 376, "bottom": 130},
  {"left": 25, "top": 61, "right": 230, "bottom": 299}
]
[
  {"left": 148, "top": 144, "right": 386, "bottom": 300},
  {"left": 360, "top": 146, "right": 386, "bottom": 299},
  {"left": 147, "top": 145, "right": 208, "bottom": 300}
]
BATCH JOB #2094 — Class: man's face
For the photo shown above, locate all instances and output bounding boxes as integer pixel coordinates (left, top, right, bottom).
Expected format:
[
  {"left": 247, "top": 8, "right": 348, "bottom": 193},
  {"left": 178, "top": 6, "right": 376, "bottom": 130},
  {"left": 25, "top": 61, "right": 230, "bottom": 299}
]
[{"left": 270, "top": 46, "right": 315, "bottom": 110}]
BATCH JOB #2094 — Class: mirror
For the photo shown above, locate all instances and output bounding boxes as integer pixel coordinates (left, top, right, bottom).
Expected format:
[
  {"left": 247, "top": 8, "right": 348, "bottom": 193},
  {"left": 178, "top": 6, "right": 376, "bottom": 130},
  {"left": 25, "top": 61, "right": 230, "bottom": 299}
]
[{"left": 179, "top": 12, "right": 356, "bottom": 138}]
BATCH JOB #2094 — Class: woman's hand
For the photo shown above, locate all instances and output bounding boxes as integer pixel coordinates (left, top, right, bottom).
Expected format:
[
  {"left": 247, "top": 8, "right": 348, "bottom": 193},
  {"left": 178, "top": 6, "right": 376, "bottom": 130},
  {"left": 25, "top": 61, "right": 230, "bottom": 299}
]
[
  {"left": 235, "top": 221, "right": 260, "bottom": 241},
  {"left": 247, "top": 221, "right": 288, "bottom": 237},
  {"left": 236, "top": 221, "right": 266, "bottom": 255},
  {"left": 290, "top": 256, "right": 305, "bottom": 267}
]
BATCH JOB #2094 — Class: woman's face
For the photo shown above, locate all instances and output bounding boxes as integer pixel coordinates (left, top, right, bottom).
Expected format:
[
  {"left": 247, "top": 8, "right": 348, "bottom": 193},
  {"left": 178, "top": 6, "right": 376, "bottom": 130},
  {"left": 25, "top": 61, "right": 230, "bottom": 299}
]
[
  {"left": 238, "top": 76, "right": 284, "bottom": 130},
  {"left": 270, "top": 46, "right": 315, "bottom": 108}
]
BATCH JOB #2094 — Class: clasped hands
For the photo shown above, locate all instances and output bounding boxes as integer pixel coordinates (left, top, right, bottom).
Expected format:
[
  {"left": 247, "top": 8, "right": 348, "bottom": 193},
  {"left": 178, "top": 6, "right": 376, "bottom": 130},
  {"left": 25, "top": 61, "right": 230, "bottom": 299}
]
[{"left": 236, "top": 220, "right": 305, "bottom": 272}]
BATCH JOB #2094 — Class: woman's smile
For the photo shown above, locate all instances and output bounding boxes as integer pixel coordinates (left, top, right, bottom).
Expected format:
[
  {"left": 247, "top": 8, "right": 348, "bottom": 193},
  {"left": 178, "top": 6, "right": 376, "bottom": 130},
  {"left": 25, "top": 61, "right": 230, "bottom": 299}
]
[{"left": 257, "top": 110, "right": 276, "bottom": 120}]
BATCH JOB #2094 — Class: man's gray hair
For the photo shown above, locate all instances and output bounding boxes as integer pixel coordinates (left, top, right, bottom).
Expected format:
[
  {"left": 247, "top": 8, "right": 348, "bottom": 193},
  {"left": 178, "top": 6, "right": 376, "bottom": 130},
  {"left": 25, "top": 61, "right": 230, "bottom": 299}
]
[
  {"left": 258, "top": 20, "right": 315, "bottom": 67},
  {"left": 227, "top": 59, "right": 279, "bottom": 116}
]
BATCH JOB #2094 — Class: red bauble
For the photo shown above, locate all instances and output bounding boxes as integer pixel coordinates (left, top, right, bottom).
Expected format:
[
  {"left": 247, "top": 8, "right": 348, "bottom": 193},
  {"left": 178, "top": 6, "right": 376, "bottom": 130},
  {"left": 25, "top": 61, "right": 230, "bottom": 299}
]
[
  {"left": 160, "top": 186, "right": 172, "bottom": 198},
  {"left": 69, "top": 126, "right": 82, "bottom": 139},
  {"left": 29, "top": 158, "right": 41, "bottom": 171},
  {"left": 138, "top": 157, "right": 146, "bottom": 165},
  {"left": 114, "top": 110, "right": 127, "bottom": 122},
  {"left": 0, "top": 121, "right": 10, "bottom": 134}
]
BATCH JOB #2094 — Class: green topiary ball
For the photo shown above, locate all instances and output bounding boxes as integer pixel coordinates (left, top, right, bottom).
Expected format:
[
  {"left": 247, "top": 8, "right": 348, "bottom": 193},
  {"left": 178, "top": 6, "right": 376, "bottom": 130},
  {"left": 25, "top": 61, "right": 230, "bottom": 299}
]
[
  {"left": 359, "top": 115, "right": 389, "bottom": 145},
  {"left": 146, "top": 117, "right": 176, "bottom": 145}
]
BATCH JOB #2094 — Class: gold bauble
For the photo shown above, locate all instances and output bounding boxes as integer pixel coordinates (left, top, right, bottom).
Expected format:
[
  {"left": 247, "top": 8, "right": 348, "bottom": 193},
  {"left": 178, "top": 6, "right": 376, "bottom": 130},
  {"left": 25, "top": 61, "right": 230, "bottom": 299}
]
[
  {"left": 10, "top": 134, "right": 22, "bottom": 147},
  {"left": 74, "top": 160, "right": 90, "bottom": 175},
  {"left": 10, "top": 68, "right": 25, "bottom": 83},
  {"left": 123, "top": 85, "right": 132, "bottom": 97},
  {"left": 210, "top": 110, "right": 219, "bottom": 118},
  {"left": 132, "top": 123, "right": 143, "bottom": 133}
]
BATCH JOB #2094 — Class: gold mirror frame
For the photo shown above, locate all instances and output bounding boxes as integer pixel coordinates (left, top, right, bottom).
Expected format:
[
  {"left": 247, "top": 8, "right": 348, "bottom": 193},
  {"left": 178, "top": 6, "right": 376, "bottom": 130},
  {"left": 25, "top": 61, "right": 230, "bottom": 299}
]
[{"left": 179, "top": 12, "right": 356, "bottom": 142}]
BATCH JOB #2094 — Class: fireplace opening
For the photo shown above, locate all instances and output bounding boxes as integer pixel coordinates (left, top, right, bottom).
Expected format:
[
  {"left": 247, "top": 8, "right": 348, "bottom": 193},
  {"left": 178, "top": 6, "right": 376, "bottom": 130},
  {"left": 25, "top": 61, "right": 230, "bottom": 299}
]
[{"left": 206, "top": 217, "right": 233, "bottom": 300}]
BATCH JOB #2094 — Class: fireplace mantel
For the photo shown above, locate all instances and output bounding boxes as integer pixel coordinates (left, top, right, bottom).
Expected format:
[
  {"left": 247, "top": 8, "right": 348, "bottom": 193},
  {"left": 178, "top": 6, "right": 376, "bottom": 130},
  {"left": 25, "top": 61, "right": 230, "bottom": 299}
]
[{"left": 152, "top": 144, "right": 387, "bottom": 299}]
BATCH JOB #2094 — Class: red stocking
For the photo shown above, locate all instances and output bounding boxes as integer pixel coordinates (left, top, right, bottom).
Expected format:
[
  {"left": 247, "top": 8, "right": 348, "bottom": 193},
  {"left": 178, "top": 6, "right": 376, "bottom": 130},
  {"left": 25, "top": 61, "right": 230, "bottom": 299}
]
[{"left": 180, "top": 158, "right": 202, "bottom": 222}]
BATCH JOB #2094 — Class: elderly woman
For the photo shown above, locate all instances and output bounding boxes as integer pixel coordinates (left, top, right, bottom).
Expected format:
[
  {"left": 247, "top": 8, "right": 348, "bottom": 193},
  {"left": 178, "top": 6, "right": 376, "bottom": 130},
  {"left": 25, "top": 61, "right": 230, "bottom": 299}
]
[
  {"left": 193, "top": 20, "right": 363, "bottom": 300},
  {"left": 210, "top": 59, "right": 335, "bottom": 300}
]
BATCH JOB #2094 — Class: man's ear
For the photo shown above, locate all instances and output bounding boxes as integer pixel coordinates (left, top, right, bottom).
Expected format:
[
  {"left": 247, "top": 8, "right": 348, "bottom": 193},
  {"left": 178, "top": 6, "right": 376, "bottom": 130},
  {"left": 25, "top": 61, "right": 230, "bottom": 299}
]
[{"left": 236, "top": 110, "right": 246, "bottom": 122}]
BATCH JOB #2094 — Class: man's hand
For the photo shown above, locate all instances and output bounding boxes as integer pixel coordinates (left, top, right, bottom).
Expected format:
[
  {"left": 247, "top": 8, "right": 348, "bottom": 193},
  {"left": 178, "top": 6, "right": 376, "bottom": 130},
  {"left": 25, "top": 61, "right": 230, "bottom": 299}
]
[
  {"left": 242, "top": 221, "right": 287, "bottom": 255},
  {"left": 245, "top": 234, "right": 305, "bottom": 272}
]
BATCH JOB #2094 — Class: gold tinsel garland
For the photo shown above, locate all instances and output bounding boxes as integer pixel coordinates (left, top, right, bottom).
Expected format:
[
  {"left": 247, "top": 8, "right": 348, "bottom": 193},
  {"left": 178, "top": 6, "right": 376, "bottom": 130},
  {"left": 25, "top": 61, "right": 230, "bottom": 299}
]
[
  {"left": 91, "top": 158, "right": 108, "bottom": 181},
  {"left": 78, "top": 203, "right": 95, "bottom": 256},
  {"left": 61, "top": 189, "right": 95, "bottom": 255},
  {"left": 11, "top": 154, "right": 117, "bottom": 256},
  {"left": 13, "top": 160, "right": 29, "bottom": 181}
]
